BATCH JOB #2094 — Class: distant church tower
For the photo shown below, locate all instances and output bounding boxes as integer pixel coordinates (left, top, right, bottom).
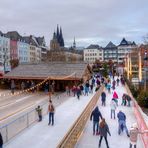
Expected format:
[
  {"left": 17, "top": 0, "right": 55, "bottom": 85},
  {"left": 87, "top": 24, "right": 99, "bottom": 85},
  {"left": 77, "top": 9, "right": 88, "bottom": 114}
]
[
  {"left": 73, "top": 37, "right": 76, "bottom": 49},
  {"left": 50, "top": 31, "right": 60, "bottom": 50},
  {"left": 50, "top": 25, "right": 65, "bottom": 50}
]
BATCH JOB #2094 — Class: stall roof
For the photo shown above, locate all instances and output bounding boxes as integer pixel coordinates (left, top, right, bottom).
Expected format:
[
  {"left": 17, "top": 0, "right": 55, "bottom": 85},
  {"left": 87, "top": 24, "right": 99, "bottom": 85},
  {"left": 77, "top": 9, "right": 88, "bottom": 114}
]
[{"left": 3, "top": 62, "right": 90, "bottom": 80}]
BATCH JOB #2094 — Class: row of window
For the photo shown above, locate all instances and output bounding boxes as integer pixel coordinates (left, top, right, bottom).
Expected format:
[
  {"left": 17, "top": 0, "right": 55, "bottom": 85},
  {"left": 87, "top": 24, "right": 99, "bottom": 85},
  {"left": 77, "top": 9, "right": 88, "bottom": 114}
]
[
  {"left": 19, "top": 57, "right": 28, "bottom": 61},
  {"left": 85, "top": 53, "right": 102, "bottom": 56},
  {"left": 85, "top": 57, "right": 102, "bottom": 61},
  {"left": 85, "top": 53, "right": 97, "bottom": 56},
  {"left": 19, "top": 50, "right": 28, "bottom": 55}
]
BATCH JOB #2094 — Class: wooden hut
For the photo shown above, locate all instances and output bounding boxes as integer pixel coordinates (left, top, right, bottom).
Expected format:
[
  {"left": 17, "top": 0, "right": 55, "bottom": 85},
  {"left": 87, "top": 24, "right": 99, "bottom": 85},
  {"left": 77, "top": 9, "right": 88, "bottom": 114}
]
[{"left": 3, "top": 62, "right": 92, "bottom": 91}]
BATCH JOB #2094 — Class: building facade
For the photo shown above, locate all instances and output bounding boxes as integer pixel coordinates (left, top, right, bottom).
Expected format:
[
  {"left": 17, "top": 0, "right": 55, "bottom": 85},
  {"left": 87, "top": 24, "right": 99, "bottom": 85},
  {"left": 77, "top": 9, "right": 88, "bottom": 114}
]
[
  {"left": 0, "top": 33, "right": 11, "bottom": 74},
  {"left": 84, "top": 44, "right": 103, "bottom": 63},
  {"left": 118, "top": 38, "right": 137, "bottom": 64},
  {"left": 17, "top": 40, "right": 29, "bottom": 63},
  {"left": 103, "top": 41, "right": 118, "bottom": 62}
]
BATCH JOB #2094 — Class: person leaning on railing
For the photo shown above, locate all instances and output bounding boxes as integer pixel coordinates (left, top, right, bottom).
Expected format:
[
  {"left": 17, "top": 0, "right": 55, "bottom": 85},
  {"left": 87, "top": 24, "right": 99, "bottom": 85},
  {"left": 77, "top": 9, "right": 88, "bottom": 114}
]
[
  {"left": 36, "top": 106, "right": 42, "bottom": 122},
  {"left": 0, "top": 132, "right": 3, "bottom": 148}
]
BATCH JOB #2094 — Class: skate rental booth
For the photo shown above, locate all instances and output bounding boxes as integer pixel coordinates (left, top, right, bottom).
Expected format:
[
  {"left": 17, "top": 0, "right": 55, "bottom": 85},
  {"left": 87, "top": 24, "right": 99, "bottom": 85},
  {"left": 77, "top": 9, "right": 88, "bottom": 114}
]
[{"left": 3, "top": 62, "right": 92, "bottom": 92}]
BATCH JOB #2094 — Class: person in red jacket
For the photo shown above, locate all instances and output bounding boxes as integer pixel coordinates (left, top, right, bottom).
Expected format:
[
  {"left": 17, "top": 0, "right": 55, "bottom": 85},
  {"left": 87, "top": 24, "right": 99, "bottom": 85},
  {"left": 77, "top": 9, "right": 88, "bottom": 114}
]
[{"left": 113, "top": 91, "right": 119, "bottom": 106}]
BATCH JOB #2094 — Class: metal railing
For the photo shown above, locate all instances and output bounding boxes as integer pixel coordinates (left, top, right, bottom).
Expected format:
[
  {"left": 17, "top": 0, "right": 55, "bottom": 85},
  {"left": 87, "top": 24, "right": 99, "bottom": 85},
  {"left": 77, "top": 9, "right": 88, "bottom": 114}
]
[
  {"left": 0, "top": 92, "right": 67, "bottom": 144},
  {"left": 57, "top": 85, "right": 104, "bottom": 148},
  {"left": 125, "top": 83, "right": 148, "bottom": 148}
]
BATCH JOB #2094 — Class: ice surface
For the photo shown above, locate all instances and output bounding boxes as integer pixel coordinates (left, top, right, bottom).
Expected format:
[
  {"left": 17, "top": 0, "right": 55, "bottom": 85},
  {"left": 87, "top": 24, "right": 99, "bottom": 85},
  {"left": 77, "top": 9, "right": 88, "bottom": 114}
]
[{"left": 75, "top": 82, "right": 144, "bottom": 148}]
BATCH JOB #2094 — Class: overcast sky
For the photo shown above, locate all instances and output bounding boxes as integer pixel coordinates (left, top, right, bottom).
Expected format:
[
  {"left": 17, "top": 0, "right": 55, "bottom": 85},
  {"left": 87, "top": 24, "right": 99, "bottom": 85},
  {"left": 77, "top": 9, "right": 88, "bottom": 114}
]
[{"left": 0, "top": 0, "right": 148, "bottom": 47}]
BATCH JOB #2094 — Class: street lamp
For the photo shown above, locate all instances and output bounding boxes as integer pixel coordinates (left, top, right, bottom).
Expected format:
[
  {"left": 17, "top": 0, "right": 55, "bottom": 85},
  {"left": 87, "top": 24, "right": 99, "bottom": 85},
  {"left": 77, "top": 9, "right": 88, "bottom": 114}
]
[{"left": 144, "top": 50, "right": 147, "bottom": 91}]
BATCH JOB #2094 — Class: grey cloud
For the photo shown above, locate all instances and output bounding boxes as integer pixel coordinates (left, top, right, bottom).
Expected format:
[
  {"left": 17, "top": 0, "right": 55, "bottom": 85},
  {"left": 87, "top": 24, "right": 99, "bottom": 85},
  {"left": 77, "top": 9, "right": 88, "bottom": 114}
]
[{"left": 0, "top": 0, "right": 148, "bottom": 47}]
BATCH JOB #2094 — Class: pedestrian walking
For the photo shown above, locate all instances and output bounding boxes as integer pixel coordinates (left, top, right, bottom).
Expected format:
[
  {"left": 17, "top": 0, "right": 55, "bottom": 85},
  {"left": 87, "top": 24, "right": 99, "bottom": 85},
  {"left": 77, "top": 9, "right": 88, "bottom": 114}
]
[
  {"left": 21, "top": 81, "right": 25, "bottom": 90},
  {"left": 96, "top": 78, "right": 101, "bottom": 86},
  {"left": 91, "top": 78, "right": 95, "bottom": 87},
  {"left": 10, "top": 80, "right": 15, "bottom": 94},
  {"left": 65, "top": 86, "right": 70, "bottom": 96},
  {"left": 127, "top": 95, "right": 131, "bottom": 107},
  {"left": 0, "top": 132, "right": 3, "bottom": 148},
  {"left": 129, "top": 123, "right": 148, "bottom": 148},
  {"left": 44, "top": 82, "right": 49, "bottom": 94},
  {"left": 121, "top": 94, "right": 127, "bottom": 106},
  {"left": 110, "top": 99, "right": 117, "bottom": 119},
  {"left": 76, "top": 86, "right": 81, "bottom": 100},
  {"left": 72, "top": 85, "right": 76, "bottom": 97},
  {"left": 80, "top": 84, "right": 84, "bottom": 95},
  {"left": 101, "top": 92, "right": 106, "bottom": 106},
  {"left": 98, "top": 118, "right": 111, "bottom": 148},
  {"left": 113, "top": 91, "right": 119, "bottom": 106},
  {"left": 90, "top": 84, "right": 93, "bottom": 94},
  {"left": 90, "top": 106, "right": 103, "bottom": 135},
  {"left": 107, "top": 83, "right": 111, "bottom": 93},
  {"left": 48, "top": 100, "right": 55, "bottom": 126},
  {"left": 36, "top": 105, "right": 42, "bottom": 122},
  {"left": 112, "top": 80, "right": 116, "bottom": 90},
  {"left": 117, "top": 110, "right": 129, "bottom": 137},
  {"left": 116, "top": 78, "right": 120, "bottom": 86}
]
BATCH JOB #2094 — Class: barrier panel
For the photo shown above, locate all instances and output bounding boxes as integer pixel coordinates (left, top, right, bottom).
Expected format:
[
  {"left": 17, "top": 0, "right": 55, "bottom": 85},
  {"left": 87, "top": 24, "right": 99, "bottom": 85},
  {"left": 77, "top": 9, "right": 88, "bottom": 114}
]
[
  {"left": 57, "top": 85, "right": 104, "bottom": 148},
  {"left": 125, "top": 84, "right": 148, "bottom": 148},
  {"left": 0, "top": 92, "right": 66, "bottom": 144}
]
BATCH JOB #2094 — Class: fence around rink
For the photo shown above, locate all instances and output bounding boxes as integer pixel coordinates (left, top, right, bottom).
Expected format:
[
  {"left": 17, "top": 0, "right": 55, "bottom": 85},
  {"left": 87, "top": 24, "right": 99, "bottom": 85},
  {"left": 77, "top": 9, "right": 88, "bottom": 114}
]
[
  {"left": 125, "top": 83, "right": 148, "bottom": 148},
  {"left": 0, "top": 92, "right": 67, "bottom": 144},
  {"left": 57, "top": 85, "right": 104, "bottom": 148}
]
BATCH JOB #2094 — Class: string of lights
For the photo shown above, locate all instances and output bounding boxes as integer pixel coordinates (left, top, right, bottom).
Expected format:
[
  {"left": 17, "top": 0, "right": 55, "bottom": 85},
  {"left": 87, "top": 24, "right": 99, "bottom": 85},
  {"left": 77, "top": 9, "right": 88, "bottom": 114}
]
[{"left": 0, "top": 72, "right": 77, "bottom": 97}]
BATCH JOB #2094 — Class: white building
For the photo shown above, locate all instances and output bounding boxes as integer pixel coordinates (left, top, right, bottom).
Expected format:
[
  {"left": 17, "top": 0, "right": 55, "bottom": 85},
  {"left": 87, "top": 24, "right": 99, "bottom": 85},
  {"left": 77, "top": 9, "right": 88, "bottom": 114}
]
[
  {"left": 118, "top": 38, "right": 137, "bottom": 64},
  {"left": 84, "top": 45, "right": 103, "bottom": 63},
  {"left": 0, "top": 32, "right": 11, "bottom": 74},
  {"left": 17, "top": 40, "right": 29, "bottom": 63}
]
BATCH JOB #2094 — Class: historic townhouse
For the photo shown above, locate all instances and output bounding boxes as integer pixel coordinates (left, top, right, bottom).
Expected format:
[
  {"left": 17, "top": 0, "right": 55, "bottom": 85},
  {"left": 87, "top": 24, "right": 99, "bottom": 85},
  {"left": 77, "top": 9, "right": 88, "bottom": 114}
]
[
  {"left": 117, "top": 38, "right": 137, "bottom": 64},
  {"left": 17, "top": 40, "right": 29, "bottom": 63},
  {"left": 103, "top": 41, "right": 118, "bottom": 62},
  {"left": 0, "top": 32, "right": 11, "bottom": 74},
  {"left": 84, "top": 44, "right": 103, "bottom": 63}
]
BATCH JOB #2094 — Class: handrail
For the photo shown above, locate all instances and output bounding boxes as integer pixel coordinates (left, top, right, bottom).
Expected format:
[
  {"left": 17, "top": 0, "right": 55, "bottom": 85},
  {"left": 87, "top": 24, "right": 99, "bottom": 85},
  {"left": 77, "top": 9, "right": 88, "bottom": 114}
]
[
  {"left": 0, "top": 92, "right": 67, "bottom": 144},
  {"left": 57, "top": 85, "right": 104, "bottom": 148},
  {"left": 125, "top": 83, "right": 148, "bottom": 148}
]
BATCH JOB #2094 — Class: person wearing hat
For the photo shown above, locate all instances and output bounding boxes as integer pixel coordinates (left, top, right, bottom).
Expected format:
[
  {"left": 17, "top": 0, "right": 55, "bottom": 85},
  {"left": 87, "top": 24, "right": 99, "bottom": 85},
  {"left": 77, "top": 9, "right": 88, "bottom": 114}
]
[{"left": 129, "top": 123, "right": 148, "bottom": 148}]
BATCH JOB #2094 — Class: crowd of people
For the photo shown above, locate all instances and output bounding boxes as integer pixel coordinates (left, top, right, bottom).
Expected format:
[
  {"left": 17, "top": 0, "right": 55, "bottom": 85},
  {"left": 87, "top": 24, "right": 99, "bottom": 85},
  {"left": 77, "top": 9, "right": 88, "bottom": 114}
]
[
  {"left": 1, "top": 73, "right": 147, "bottom": 148},
  {"left": 90, "top": 73, "right": 148, "bottom": 148}
]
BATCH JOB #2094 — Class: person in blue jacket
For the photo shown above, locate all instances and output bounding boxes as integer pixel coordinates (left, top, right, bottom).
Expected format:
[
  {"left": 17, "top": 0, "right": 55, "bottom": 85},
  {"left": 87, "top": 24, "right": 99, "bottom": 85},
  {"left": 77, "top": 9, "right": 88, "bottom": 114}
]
[
  {"left": 117, "top": 110, "right": 129, "bottom": 137},
  {"left": 90, "top": 106, "right": 103, "bottom": 135}
]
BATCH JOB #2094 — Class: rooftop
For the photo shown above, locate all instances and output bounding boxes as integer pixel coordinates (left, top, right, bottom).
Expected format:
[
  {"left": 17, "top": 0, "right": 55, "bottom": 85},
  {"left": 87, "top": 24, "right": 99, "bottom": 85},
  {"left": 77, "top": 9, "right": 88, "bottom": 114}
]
[{"left": 4, "top": 62, "right": 89, "bottom": 80}]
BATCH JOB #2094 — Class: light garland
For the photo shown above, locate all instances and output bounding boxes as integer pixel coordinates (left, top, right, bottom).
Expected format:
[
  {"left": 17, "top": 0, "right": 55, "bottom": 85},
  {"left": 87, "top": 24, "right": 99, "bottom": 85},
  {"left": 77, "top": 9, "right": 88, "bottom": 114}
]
[{"left": 1, "top": 72, "right": 78, "bottom": 97}]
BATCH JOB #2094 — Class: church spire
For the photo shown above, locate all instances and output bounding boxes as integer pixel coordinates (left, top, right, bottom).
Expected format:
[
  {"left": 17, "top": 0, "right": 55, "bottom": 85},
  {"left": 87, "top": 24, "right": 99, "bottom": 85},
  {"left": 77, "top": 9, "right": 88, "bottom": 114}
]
[
  {"left": 56, "top": 24, "right": 60, "bottom": 43},
  {"left": 53, "top": 31, "right": 57, "bottom": 40},
  {"left": 60, "top": 27, "right": 64, "bottom": 47},
  {"left": 73, "top": 37, "right": 76, "bottom": 49}
]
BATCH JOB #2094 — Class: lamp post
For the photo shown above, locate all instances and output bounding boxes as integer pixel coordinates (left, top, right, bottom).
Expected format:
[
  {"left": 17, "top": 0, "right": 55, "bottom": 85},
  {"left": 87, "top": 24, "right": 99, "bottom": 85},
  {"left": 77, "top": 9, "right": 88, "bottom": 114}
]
[{"left": 144, "top": 50, "right": 147, "bottom": 91}]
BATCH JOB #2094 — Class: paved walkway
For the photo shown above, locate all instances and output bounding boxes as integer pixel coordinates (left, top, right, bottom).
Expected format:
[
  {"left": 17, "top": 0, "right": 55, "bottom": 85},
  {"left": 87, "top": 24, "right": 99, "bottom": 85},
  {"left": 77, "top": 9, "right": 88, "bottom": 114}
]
[{"left": 75, "top": 82, "right": 144, "bottom": 148}]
